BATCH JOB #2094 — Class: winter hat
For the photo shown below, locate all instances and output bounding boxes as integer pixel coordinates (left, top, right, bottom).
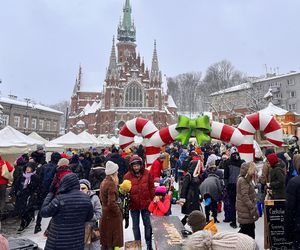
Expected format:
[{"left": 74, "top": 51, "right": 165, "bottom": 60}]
[
  {"left": 183, "top": 231, "right": 258, "bottom": 250},
  {"left": 60, "top": 153, "right": 69, "bottom": 159},
  {"left": 187, "top": 210, "right": 207, "bottom": 233},
  {"left": 207, "top": 160, "right": 217, "bottom": 173},
  {"left": 229, "top": 146, "right": 238, "bottom": 156},
  {"left": 79, "top": 179, "right": 91, "bottom": 190},
  {"left": 57, "top": 158, "right": 70, "bottom": 167},
  {"left": 25, "top": 161, "right": 37, "bottom": 172},
  {"left": 129, "top": 155, "right": 143, "bottom": 165},
  {"left": 120, "top": 180, "right": 132, "bottom": 192},
  {"left": 155, "top": 186, "right": 167, "bottom": 196},
  {"left": 266, "top": 153, "right": 279, "bottom": 167},
  {"left": 105, "top": 161, "right": 119, "bottom": 175}
]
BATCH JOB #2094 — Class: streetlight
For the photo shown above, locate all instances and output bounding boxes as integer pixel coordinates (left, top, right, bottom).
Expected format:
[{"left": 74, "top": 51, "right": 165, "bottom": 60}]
[{"left": 24, "top": 98, "right": 31, "bottom": 134}]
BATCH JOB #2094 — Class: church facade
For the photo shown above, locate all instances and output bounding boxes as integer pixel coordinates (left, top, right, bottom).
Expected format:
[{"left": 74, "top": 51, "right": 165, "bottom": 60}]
[{"left": 68, "top": 0, "right": 177, "bottom": 135}]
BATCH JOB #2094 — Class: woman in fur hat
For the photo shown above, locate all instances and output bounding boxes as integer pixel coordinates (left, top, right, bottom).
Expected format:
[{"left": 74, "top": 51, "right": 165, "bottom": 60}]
[
  {"left": 236, "top": 162, "right": 259, "bottom": 239},
  {"left": 99, "top": 161, "right": 123, "bottom": 249}
]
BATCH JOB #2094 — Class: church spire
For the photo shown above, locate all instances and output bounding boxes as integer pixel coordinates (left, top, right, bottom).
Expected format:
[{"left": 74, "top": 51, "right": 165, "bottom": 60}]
[
  {"left": 106, "top": 37, "right": 119, "bottom": 80},
  {"left": 150, "top": 40, "right": 161, "bottom": 84},
  {"left": 72, "top": 65, "right": 82, "bottom": 96},
  {"left": 117, "top": 0, "right": 136, "bottom": 42}
]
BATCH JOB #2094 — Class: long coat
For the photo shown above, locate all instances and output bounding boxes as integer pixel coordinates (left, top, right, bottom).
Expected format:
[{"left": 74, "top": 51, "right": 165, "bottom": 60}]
[
  {"left": 236, "top": 163, "right": 258, "bottom": 225},
  {"left": 180, "top": 161, "right": 202, "bottom": 215},
  {"left": 41, "top": 173, "right": 93, "bottom": 250},
  {"left": 99, "top": 176, "right": 123, "bottom": 248}
]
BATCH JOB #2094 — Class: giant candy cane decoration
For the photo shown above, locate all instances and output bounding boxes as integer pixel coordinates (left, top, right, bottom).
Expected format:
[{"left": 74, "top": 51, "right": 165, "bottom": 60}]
[{"left": 119, "top": 112, "right": 283, "bottom": 166}]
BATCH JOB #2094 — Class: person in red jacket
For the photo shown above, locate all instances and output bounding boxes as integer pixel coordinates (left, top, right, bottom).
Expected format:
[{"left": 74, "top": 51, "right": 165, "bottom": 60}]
[
  {"left": 148, "top": 186, "right": 171, "bottom": 216},
  {"left": 150, "top": 153, "right": 165, "bottom": 179},
  {"left": 124, "top": 154, "right": 155, "bottom": 250},
  {"left": 0, "top": 156, "right": 13, "bottom": 214}
]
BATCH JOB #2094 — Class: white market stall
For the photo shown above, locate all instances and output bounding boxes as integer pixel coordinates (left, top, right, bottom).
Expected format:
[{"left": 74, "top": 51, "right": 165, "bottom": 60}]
[
  {"left": 50, "top": 131, "right": 93, "bottom": 149},
  {"left": 78, "top": 131, "right": 99, "bottom": 147}
]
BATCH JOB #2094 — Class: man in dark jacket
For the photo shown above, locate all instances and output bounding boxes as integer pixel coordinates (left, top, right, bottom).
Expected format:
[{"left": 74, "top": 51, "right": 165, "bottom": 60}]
[
  {"left": 224, "top": 147, "right": 245, "bottom": 228},
  {"left": 285, "top": 154, "right": 300, "bottom": 249},
  {"left": 41, "top": 173, "right": 93, "bottom": 250},
  {"left": 124, "top": 155, "right": 154, "bottom": 250},
  {"left": 266, "top": 153, "right": 286, "bottom": 199},
  {"left": 34, "top": 152, "right": 61, "bottom": 234}
]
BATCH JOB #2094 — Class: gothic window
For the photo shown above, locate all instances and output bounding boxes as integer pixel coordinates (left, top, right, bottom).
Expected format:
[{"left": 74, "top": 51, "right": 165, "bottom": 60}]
[{"left": 125, "top": 82, "right": 143, "bottom": 107}]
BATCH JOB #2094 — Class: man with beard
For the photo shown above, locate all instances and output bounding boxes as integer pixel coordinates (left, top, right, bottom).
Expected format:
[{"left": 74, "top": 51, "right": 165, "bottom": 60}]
[{"left": 124, "top": 155, "right": 155, "bottom": 250}]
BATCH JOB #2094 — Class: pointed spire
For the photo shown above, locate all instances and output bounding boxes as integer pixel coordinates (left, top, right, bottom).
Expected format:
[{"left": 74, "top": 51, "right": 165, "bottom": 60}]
[
  {"left": 151, "top": 40, "right": 160, "bottom": 82},
  {"left": 72, "top": 65, "right": 82, "bottom": 96},
  {"left": 117, "top": 0, "right": 136, "bottom": 42},
  {"left": 106, "top": 36, "right": 119, "bottom": 80}
]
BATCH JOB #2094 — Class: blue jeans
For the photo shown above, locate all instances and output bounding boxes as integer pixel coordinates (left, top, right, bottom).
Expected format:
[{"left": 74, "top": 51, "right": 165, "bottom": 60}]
[{"left": 130, "top": 209, "right": 152, "bottom": 249}]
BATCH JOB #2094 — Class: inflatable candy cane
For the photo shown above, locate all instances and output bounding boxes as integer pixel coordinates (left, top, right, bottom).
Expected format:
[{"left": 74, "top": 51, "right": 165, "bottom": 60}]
[{"left": 119, "top": 112, "right": 283, "bottom": 165}]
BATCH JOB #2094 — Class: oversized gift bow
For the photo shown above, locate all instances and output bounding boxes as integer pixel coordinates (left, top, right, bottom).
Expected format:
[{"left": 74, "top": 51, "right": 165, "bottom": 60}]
[{"left": 175, "top": 115, "right": 212, "bottom": 145}]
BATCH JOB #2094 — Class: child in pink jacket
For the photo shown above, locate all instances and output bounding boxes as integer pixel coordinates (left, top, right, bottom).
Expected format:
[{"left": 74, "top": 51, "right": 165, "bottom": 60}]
[{"left": 148, "top": 186, "right": 171, "bottom": 216}]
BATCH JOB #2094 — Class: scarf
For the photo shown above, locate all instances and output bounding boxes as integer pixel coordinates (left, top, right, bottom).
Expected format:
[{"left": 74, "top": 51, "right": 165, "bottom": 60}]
[{"left": 22, "top": 171, "right": 36, "bottom": 189}]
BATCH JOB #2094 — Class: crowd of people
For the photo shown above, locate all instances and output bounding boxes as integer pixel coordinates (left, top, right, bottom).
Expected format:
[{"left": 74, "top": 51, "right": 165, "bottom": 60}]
[{"left": 0, "top": 136, "right": 299, "bottom": 249}]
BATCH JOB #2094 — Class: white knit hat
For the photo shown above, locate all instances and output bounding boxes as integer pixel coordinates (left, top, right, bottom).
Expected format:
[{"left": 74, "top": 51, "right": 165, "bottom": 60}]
[
  {"left": 183, "top": 231, "right": 258, "bottom": 250},
  {"left": 105, "top": 161, "right": 119, "bottom": 175},
  {"left": 57, "top": 158, "right": 69, "bottom": 167}
]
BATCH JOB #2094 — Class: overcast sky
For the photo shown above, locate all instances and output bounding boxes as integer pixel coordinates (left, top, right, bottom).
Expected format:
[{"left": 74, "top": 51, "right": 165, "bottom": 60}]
[{"left": 1, "top": 0, "right": 299, "bottom": 105}]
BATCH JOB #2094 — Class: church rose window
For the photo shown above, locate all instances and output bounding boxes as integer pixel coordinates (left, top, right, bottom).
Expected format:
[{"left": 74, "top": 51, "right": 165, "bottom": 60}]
[{"left": 125, "top": 82, "right": 143, "bottom": 107}]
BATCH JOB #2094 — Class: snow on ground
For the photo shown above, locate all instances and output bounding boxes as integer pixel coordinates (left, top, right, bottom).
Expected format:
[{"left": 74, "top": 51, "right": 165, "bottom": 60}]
[{"left": 12, "top": 203, "right": 264, "bottom": 249}]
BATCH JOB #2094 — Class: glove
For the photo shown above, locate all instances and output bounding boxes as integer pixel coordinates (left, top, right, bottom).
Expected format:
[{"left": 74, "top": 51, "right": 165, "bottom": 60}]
[{"left": 125, "top": 217, "right": 129, "bottom": 229}]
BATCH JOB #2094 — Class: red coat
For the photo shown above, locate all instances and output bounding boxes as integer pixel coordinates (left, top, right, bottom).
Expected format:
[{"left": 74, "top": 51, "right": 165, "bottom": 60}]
[
  {"left": 150, "top": 159, "right": 163, "bottom": 179},
  {"left": 148, "top": 195, "right": 171, "bottom": 216},
  {"left": 0, "top": 158, "right": 13, "bottom": 185},
  {"left": 124, "top": 167, "right": 155, "bottom": 211}
]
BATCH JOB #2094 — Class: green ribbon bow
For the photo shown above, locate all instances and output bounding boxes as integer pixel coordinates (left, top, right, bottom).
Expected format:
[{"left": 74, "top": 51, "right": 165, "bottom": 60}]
[{"left": 175, "top": 115, "right": 212, "bottom": 145}]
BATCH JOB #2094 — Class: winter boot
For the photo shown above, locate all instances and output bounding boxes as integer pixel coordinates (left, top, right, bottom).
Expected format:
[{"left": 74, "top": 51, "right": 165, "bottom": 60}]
[{"left": 34, "top": 225, "right": 42, "bottom": 234}]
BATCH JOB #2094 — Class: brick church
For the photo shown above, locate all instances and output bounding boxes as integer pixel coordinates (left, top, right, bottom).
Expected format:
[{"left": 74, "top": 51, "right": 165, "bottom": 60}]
[{"left": 67, "top": 0, "right": 177, "bottom": 135}]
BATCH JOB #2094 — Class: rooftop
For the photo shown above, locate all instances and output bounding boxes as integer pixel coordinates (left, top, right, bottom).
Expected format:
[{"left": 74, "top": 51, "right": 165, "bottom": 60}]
[{"left": 0, "top": 96, "right": 63, "bottom": 115}]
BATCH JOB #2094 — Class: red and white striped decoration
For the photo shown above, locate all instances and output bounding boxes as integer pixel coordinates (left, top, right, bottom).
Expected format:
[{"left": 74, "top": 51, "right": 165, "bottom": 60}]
[{"left": 119, "top": 112, "right": 283, "bottom": 165}]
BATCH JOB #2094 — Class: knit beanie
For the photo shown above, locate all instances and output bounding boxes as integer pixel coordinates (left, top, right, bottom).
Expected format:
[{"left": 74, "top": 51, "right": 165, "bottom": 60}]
[
  {"left": 105, "top": 161, "right": 119, "bottom": 175},
  {"left": 79, "top": 179, "right": 91, "bottom": 190},
  {"left": 155, "top": 186, "right": 167, "bottom": 196},
  {"left": 266, "top": 153, "right": 279, "bottom": 167},
  {"left": 57, "top": 158, "right": 70, "bottom": 167},
  {"left": 187, "top": 210, "right": 207, "bottom": 232},
  {"left": 120, "top": 180, "right": 132, "bottom": 192},
  {"left": 183, "top": 231, "right": 258, "bottom": 250}
]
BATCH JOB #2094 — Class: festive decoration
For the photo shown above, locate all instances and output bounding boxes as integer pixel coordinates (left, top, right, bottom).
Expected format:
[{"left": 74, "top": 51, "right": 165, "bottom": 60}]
[
  {"left": 119, "top": 112, "right": 283, "bottom": 166},
  {"left": 175, "top": 115, "right": 211, "bottom": 145}
]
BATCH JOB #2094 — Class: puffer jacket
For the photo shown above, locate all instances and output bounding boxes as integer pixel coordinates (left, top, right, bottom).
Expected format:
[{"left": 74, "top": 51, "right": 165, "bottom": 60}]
[
  {"left": 236, "top": 162, "right": 258, "bottom": 225},
  {"left": 124, "top": 162, "right": 155, "bottom": 211},
  {"left": 41, "top": 173, "right": 93, "bottom": 250}
]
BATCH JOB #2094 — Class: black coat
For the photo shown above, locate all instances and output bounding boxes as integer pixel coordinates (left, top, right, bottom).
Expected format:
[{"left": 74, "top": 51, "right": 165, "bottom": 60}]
[
  {"left": 285, "top": 175, "right": 300, "bottom": 241},
  {"left": 13, "top": 173, "right": 40, "bottom": 215},
  {"left": 41, "top": 173, "right": 93, "bottom": 250},
  {"left": 180, "top": 161, "right": 202, "bottom": 215},
  {"left": 89, "top": 165, "right": 106, "bottom": 191}
]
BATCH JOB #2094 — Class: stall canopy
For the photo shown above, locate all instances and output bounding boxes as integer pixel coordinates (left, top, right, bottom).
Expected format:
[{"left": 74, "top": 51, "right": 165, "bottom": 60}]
[
  {"left": 28, "top": 132, "right": 49, "bottom": 144},
  {"left": 50, "top": 131, "right": 93, "bottom": 148},
  {"left": 78, "top": 131, "right": 99, "bottom": 146},
  {"left": 97, "top": 134, "right": 113, "bottom": 147},
  {"left": 0, "top": 126, "right": 42, "bottom": 154},
  {"left": 260, "top": 102, "right": 288, "bottom": 116}
]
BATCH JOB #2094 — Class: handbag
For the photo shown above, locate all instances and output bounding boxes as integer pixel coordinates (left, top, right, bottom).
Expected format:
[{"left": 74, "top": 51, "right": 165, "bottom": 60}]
[
  {"left": 91, "top": 227, "right": 101, "bottom": 242},
  {"left": 1, "top": 163, "right": 13, "bottom": 181}
]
